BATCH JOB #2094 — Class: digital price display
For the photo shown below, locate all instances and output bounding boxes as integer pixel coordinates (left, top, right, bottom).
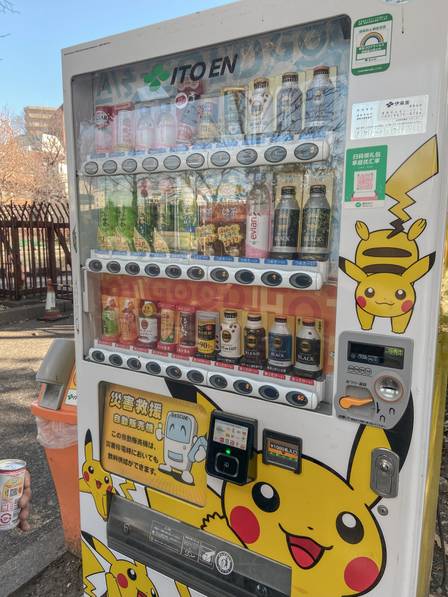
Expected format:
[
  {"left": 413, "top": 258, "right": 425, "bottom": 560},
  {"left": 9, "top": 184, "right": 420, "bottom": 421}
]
[
  {"left": 348, "top": 342, "right": 405, "bottom": 370},
  {"left": 213, "top": 420, "right": 249, "bottom": 451}
]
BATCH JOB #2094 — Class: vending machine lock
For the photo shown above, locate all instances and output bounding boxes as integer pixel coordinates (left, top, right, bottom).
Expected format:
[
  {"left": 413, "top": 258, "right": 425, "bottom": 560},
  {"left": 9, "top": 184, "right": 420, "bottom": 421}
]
[
  {"left": 370, "top": 448, "right": 400, "bottom": 498},
  {"left": 206, "top": 412, "right": 257, "bottom": 485}
]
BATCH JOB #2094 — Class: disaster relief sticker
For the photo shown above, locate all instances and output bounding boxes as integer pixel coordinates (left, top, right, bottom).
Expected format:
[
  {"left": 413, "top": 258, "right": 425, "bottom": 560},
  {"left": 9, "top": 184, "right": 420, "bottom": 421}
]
[
  {"left": 345, "top": 145, "right": 388, "bottom": 208},
  {"left": 352, "top": 14, "right": 392, "bottom": 75},
  {"left": 351, "top": 95, "right": 429, "bottom": 139},
  {"left": 101, "top": 383, "right": 209, "bottom": 506}
]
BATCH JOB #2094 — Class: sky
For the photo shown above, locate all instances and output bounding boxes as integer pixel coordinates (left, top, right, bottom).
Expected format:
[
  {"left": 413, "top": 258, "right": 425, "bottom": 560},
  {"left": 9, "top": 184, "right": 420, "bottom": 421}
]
[{"left": 0, "top": 0, "right": 236, "bottom": 115}]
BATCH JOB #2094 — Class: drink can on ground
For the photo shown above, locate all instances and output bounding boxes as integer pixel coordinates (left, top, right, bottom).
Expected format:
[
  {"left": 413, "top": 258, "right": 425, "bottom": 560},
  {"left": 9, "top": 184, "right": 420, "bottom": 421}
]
[{"left": 0, "top": 459, "right": 26, "bottom": 531}]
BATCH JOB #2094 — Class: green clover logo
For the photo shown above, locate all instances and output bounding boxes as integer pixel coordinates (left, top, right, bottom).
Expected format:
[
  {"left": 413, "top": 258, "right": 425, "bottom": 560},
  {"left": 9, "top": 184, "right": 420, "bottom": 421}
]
[{"left": 144, "top": 64, "right": 170, "bottom": 91}]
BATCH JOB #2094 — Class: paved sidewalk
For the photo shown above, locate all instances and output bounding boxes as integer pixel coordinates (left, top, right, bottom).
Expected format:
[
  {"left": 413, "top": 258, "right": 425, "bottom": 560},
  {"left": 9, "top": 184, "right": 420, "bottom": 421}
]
[{"left": 0, "top": 316, "right": 74, "bottom": 595}]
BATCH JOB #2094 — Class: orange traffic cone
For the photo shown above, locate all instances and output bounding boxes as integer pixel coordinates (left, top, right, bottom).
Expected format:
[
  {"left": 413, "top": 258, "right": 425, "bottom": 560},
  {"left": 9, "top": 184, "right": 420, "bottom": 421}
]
[{"left": 38, "top": 278, "right": 67, "bottom": 322}]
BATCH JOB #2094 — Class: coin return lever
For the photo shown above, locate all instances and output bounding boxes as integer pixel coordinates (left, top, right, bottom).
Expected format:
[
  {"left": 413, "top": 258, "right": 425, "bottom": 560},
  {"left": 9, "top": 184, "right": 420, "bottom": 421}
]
[{"left": 335, "top": 332, "right": 413, "bottom": 429}]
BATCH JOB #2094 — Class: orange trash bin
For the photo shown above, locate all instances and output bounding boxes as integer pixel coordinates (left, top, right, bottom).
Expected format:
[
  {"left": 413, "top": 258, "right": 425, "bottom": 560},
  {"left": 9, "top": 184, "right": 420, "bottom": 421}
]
[{"left": 31, "top": 366, "right": 81, "bottom": 556}]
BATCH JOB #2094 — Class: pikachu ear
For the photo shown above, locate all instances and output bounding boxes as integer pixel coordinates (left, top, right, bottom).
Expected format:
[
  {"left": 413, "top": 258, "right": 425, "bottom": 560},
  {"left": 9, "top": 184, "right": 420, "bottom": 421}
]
[
  {"left": 407, "top": 218, "right": 427, "bottom": 241},
  {"left": 402, "top": 252, "right": 436, "bottom": 283},
  {"left": 355, "top": 221, "right": 370, "bottom": 240},
  {"left": 82, "top": 531, "right": 116, "bottom": 566},
  {"left": 339, "top": 257, "right": 367, "bottom": 282},
  {"left": 346, "top": 426, "right": 391, "bottom": 507},
  {"left": 84, "top": 429, "right": 93, "bottom": 461}
]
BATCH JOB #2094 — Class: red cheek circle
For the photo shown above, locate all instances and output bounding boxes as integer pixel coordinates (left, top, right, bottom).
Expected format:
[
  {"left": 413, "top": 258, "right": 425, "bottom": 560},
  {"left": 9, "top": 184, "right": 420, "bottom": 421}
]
[
  {"left": 356, "top": 296, "right": 367, "bottom": 308},
  {"left": 83, "top": 472, "right": 89, "bottom": 482},
  {"left": 401, "top": 300, "right": 413, "bottom": 313},
  {"left": 107, "top": 485, "right": 113, "bottom": 493},
  {"left": 344, "top": 557, "right": 379, "bottom": 592},
  {"left": 116, "top": 573, "right": 128, "bottom": 589},
  {"left": 229, "top": 506, "right": 260, "bottom": 544}
]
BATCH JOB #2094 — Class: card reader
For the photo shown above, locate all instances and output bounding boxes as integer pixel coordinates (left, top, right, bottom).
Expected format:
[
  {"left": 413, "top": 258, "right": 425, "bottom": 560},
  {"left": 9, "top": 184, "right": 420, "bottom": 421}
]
[{"left": 206, "top": 412, "right": 257, "bottom": 485}]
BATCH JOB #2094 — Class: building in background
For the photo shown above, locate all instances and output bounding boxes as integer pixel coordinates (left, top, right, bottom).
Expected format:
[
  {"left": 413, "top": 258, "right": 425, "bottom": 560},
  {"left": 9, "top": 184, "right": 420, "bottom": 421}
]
[{"left": 24, "top": 105, "right": 63, "bottom": 150}]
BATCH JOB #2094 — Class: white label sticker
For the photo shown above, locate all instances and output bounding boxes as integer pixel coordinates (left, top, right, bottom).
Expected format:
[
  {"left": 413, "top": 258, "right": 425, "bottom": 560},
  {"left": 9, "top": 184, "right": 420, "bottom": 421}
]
[
  {"left": 351, "top": 95, "right": 428, "bottom": 140},
  {"left": 65, "top": 389, "right": 78, "bottom": 406}
]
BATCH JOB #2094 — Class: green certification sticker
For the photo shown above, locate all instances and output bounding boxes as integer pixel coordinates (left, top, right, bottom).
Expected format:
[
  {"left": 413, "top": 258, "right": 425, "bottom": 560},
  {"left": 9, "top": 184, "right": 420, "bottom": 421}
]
[
  {"left": 345, "top": 146, "right": 388, "bottom": 209},
  {"left": 352, "top": 14, "right": 392, "bottom": 75}
]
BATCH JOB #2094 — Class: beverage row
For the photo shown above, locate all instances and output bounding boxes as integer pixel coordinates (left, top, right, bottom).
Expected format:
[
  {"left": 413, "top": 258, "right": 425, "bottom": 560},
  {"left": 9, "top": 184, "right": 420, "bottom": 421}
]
[
  {"left": 101, "top": 296, "right": 324, "bottom": 378},
  {"left": 91, "top": 66, "right": 336, "bottom": 155},
  {"left": 97, "top": 173, "right": 332, "bottom": 260}
]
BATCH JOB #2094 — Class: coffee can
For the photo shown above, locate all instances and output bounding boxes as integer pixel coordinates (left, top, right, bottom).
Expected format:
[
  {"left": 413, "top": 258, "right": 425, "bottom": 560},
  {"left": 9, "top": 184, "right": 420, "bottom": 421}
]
[{"left": 0, "top": 459, "right": 26, "bottom": 531}]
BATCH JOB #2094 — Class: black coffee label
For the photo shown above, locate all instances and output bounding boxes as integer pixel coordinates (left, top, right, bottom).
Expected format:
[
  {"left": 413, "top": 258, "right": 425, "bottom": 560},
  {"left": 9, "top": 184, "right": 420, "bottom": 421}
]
[
  {"left": 301, "top": 207, "right": 330, "bottom": 249},
  {"left": 244, "top": 328, "right": 266, "bottom": 365},
  {"left": 273, "top": 208, "right": 300, "bottom": 248},
  {"left": 296, "top": 337, "right": 321, "bottom": 367}
]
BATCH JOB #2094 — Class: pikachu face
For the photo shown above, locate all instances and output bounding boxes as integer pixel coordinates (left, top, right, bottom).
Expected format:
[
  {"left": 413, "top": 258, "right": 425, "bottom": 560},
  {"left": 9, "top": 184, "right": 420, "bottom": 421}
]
[
  {"left": 220, "top": 426, "right": 387, "bottom": 597},
  {"left": 79, "top": 429, "right": 115, "bottom": 520},
  {"left": 339, "top": 220, "right": 435, "bottom": 334},
  {"left": 82, "top": 531, "right": 158, "bottom": 597}
]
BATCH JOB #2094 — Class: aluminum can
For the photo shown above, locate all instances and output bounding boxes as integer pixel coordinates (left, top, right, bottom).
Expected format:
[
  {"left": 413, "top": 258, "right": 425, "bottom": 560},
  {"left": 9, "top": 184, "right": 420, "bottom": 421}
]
[
  {"left": 222, "top": 87, "right": 246, "bottom": 136},
  {"left": 177, "top": 306, "right": 196, "bottom": 355},
  {"left": 157, "top": 303, "right": 177, "bottom": 352},
  {"left": 114, "top": 102, "right": 135, "bottom": 152},
  {"left": 95, "top": 105, "right": 115, "bottom": 153},
  {"left": 0, "top": 459, "right": 26, "bottom": 531},
  {"left": 197, "top": 99, "right": 218, "bottom": 141}
]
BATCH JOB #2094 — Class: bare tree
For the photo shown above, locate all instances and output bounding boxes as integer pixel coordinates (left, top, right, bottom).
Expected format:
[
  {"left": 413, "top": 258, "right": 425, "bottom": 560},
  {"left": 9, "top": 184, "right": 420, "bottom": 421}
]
[{"left": 0, "top": 109, "right": 67, "bottom": 203}]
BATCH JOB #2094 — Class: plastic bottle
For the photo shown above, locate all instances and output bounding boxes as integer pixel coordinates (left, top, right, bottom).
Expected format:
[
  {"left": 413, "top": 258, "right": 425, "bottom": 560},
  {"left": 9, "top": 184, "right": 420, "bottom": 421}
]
[
  {"left": 245, "top": 170, "right": 272, "bottom": 258},
  {"left": 157, "top": 104, "right": 177, "bottom": 148}
]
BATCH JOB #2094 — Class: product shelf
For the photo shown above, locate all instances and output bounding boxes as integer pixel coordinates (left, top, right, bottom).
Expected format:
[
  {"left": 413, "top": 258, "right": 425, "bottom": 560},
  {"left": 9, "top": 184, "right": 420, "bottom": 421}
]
[
  {"left": 85, "top": 254, "right": 328, "bottom": 290},
  {"left": 79, "top": 138, "right": 331, "bottom": 178},
  {"left": 87, "top": 342, "right": 327, "bottom": 412}
]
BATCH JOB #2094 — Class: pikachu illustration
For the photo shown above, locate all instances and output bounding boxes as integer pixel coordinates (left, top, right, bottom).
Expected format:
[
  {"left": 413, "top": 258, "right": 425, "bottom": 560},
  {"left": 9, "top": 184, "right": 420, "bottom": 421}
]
[
  {"left": 79, "top": 430, "right": 115, "bottom": 520},
  {"left": 145, "top": 382, "right": 413, "bottom": 597},
  {"left": 82, "top": 531, "right": 159, "bottom": 597},
  {"left": 201, "top": 421, "right": 409, "bottom": 597},
  {"left": 340, "top": 136, "right": 438, "bottom": 334}
]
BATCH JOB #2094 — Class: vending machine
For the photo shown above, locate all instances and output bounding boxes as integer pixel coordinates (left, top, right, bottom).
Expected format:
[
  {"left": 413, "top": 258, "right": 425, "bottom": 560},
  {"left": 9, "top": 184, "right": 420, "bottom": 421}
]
[{"left": 62, "top": 1, "right": 448, "bottom": 595}]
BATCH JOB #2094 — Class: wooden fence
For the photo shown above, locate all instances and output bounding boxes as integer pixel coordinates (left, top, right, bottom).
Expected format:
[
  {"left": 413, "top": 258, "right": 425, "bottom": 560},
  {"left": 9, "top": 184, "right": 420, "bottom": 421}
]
[{"left": 0, "top": 202, "right": 72, "bottom": 301}]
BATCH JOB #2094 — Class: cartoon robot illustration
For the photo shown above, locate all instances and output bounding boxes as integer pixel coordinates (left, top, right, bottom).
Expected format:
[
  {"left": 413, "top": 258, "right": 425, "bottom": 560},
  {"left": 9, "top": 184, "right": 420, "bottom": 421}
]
[
  {"left": 82, "top": 531, "right": 159, "bottom": 597},
  {"left": 340, "top": 135, "right": 438, "bottom": 334},
  {"left": 79, "top": 429, "right": 135, "bottom": 520},
  {"left": 155, "top": 411, "right": 207, "bottom": 485}
]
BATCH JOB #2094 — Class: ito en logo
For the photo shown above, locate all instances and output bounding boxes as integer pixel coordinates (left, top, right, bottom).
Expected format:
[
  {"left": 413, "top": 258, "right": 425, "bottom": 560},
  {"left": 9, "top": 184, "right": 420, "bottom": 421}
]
[{"left": 144, "top": 64, "right": 170, "bottom": 91}]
